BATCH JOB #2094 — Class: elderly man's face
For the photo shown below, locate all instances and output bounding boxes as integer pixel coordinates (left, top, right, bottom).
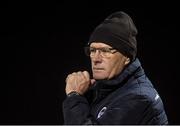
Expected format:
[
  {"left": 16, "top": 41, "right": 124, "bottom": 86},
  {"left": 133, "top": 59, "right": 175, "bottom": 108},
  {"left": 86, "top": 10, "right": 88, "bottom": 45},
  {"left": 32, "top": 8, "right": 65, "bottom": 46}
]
[{"left": 90, "top": 42, "right": 130, "bottom": 80}]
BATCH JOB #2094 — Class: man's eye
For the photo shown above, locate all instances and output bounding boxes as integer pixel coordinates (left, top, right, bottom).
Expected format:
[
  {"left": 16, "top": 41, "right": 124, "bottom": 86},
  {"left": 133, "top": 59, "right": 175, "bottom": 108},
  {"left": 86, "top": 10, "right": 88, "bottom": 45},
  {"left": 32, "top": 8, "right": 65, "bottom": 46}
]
[
  {"left": 90, "top": 48, "right": 96, "bottom": 52},
  {"left": 101, "top": 48, "right": 110, "bottom": 53}
]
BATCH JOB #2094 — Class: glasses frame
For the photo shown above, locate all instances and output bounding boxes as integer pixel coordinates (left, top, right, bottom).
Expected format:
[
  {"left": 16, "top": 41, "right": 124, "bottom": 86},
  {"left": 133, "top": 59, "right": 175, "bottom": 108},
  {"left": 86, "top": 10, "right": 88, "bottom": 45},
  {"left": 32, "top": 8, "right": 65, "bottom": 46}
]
[{"left": 84, "top": 46, "right": 117, "bottom": 58}]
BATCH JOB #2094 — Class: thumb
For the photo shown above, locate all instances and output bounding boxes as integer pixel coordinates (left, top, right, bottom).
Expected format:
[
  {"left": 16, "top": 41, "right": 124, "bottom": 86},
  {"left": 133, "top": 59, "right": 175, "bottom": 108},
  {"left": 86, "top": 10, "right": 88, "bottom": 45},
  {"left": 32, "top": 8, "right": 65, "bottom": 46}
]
[{"left": 90, "top": 79, "right": 96, "bottom": 85}]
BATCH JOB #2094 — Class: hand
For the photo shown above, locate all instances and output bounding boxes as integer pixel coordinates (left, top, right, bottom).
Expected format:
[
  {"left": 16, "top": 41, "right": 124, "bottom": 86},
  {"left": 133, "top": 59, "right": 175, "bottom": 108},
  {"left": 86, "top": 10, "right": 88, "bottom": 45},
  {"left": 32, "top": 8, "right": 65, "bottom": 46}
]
[{"left": 65, "top": 71, "right": 95, "bottom": 95}]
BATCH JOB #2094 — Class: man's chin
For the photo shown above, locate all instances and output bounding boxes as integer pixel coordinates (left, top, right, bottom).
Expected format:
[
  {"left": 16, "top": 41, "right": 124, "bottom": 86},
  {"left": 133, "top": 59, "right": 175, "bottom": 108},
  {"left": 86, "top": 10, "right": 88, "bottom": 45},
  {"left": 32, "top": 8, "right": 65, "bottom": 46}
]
[{"left": 93, "top": 73, "right": 107, "bottom": 80}]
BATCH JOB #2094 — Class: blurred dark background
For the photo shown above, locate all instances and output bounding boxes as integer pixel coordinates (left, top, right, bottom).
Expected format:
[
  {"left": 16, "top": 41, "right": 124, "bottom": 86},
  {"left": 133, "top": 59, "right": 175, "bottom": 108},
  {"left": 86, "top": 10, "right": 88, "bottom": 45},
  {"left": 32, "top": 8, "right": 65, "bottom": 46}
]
[{"left": 1, "top": 0, "right": 179, "bottom": 124}]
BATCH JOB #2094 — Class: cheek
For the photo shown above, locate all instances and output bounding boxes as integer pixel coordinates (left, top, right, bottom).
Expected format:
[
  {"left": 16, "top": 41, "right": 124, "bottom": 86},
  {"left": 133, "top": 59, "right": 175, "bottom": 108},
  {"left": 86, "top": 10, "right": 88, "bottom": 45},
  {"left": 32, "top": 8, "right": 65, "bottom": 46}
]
[
  {"left": 103, "top": 59, "right": 118, "bottom": 74},
  {"left": 107, "top": 57, "right": 125, "bottom": 76},
  {"left": 105, "top": 61, "right": 115, "bottom": 71}
]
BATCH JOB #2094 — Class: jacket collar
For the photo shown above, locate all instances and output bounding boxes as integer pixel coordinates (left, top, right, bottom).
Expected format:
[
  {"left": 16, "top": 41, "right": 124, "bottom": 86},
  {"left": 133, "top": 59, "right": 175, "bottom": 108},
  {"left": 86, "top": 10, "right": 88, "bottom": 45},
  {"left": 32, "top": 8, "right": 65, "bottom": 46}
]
[{"left": 87, "top": 58, "right": 145, "bottom": 104}]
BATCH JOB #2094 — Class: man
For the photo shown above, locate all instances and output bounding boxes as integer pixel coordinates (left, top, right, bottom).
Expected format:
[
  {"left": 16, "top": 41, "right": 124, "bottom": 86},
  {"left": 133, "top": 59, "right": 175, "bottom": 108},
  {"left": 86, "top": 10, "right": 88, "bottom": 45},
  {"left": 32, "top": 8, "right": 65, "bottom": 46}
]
[{"left": 62, "top": 11, "right": 168, "bottom": 124}]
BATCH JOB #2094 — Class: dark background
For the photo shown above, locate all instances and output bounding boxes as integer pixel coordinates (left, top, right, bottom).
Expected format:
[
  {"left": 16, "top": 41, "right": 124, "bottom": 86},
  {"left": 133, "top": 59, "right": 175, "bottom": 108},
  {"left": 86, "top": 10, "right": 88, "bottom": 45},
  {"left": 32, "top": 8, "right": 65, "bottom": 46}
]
[{"left": 1, "top": 0, "right": 179, "bottom": 124}]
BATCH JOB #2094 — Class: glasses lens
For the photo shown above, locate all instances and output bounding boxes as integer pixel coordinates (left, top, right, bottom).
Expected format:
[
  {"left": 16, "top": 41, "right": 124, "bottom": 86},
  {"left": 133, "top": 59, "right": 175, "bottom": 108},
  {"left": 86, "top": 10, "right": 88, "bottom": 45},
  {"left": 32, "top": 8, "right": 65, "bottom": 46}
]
[{"left": 84, "top": 47, "right": 116, "bottom": 57}]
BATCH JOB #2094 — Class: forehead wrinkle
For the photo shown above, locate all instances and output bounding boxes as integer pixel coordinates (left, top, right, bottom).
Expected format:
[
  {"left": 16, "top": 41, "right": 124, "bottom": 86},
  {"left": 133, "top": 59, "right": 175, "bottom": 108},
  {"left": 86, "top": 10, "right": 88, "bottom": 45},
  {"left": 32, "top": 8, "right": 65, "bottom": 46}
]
[{"left": 90, "top": 42, "right": 112, "bottom": 48}]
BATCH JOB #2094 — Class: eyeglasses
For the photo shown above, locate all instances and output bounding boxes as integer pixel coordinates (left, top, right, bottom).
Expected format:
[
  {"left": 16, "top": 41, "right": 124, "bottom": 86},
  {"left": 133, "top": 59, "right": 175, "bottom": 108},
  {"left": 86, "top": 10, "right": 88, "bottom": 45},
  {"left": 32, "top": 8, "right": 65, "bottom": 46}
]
[{"left": 84, "top": 47, "right": 117, "bottom": 58}]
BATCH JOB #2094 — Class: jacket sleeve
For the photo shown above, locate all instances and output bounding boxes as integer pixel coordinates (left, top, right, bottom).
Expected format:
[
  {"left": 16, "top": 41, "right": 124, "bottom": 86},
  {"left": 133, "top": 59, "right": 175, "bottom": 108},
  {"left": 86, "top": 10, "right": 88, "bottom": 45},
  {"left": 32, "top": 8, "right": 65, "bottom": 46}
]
[{"left": 62, "top": 95, "right": 97, "bottom": 125}]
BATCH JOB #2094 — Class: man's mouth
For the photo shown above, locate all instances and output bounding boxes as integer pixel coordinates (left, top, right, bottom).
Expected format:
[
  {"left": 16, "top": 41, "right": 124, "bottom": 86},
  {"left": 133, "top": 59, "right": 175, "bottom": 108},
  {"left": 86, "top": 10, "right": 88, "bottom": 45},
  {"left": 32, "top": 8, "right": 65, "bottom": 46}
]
[{"left": 93, "top": 68, "right": 104, "bottom": 71}]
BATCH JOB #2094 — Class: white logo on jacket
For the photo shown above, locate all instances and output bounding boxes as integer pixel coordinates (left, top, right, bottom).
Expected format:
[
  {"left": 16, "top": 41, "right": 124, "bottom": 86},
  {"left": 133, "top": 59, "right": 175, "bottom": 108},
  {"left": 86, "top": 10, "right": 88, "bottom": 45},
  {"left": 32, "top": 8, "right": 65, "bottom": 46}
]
[
  {"left": 155, "top": 93, "right": 159, "bottom": 101},
  {"left": 97, "top": 107, "right": 107, "bottom": 119}
]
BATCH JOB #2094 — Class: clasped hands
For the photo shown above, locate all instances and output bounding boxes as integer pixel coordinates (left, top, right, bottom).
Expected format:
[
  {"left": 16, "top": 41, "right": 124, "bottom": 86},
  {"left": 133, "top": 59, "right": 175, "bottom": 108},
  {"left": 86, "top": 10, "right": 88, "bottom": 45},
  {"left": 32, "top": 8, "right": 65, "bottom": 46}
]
[{"left": 65, "top": 71, "right": 96, "bottom": 95}]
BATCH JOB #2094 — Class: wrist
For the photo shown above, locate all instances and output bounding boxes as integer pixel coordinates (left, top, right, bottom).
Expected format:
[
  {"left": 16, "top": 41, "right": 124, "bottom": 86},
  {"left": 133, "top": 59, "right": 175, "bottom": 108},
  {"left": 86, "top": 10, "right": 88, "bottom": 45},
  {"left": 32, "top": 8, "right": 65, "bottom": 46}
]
[{"left": 66, "top": 91, "right": 81, "bottom": 97}]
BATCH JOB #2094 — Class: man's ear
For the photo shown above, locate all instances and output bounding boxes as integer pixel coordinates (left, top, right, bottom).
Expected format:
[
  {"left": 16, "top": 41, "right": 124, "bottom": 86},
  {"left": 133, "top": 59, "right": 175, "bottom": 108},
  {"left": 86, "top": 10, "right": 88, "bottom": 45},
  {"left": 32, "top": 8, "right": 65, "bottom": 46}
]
[{"left": 125, "top": 57, "right": 130, "bottom": 65}]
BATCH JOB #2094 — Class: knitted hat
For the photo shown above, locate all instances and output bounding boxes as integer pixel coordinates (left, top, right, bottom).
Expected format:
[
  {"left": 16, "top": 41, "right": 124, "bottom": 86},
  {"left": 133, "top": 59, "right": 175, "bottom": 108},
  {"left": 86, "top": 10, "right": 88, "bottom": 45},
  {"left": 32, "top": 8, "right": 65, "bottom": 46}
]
[{"left": 88, "top": 11, "right": 138, "bottom": 61}]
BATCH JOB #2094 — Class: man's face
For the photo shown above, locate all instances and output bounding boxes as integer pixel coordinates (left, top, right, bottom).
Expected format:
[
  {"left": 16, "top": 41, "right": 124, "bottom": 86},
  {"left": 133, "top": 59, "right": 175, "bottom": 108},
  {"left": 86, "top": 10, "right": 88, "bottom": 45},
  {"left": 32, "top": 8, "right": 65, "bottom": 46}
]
[{"left": 90, "top": 42, "right": 130, "bottom": 80}]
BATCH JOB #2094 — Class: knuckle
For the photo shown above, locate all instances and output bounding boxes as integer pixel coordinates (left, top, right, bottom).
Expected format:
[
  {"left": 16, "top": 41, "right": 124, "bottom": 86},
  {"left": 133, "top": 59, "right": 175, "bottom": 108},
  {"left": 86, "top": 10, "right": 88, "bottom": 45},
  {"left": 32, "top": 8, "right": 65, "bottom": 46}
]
[
  {"left": 77, "top": 71, "right": 82, "bottom": 74},
  {"left": 72, "top": 72, "right": 76, "bottom": 75}
]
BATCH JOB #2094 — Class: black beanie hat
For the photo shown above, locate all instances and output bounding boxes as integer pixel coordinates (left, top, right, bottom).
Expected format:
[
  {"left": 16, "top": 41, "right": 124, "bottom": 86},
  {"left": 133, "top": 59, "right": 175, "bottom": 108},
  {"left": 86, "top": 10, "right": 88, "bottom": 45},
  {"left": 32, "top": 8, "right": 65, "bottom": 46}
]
[{"left": 88, "top": 11, "right": 138, "bottom": 61}]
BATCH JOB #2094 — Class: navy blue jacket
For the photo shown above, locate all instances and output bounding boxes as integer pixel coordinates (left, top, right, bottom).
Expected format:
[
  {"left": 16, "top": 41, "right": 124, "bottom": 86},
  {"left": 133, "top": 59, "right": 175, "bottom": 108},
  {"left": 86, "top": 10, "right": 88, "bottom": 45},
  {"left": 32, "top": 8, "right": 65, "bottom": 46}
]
[{"left": 62, "top": 58, "right": 168, "bottom": 124}]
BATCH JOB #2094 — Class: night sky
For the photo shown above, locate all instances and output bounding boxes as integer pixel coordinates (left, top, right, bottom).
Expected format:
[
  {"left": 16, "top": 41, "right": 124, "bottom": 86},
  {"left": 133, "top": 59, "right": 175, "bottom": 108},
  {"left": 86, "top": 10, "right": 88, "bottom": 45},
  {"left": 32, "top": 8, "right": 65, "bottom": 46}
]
[{"left": 1, "top": 1, "right": 179, "bottom": 124}]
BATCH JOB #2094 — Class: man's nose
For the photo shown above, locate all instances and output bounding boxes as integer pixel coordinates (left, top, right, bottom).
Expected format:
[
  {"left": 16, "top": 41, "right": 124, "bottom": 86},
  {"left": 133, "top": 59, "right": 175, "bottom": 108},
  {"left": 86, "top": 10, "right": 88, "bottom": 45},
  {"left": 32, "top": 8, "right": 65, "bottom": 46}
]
[{"left": 92, "top": 50, "right": 102, "bottom": 61}]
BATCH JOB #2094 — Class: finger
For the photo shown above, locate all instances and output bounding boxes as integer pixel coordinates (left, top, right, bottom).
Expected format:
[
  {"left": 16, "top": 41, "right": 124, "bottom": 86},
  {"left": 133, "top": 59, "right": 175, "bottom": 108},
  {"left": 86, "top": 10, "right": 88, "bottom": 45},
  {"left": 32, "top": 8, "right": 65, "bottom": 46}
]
[
  {"left": 82, "top": 71, "right": 90, "bottom": 81},
  {"left": 77, "top": 71, "right": 85, "bottom": 82},
  {"left": 66, "top": 72, "right": 77, "bottom": 83},
  {"left": 72, "top": 72, "right": 77, "bottom": 75},
  {"left": 66, "top": 74, "right": 72, "bottom": 83},
  {"left": 76, "top": 71, "right": 86, "bottom": 80},
  {"left": 90, "top": 79, "right": 96, "bottom": 85}
]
